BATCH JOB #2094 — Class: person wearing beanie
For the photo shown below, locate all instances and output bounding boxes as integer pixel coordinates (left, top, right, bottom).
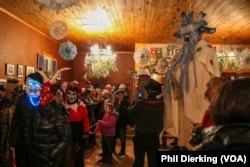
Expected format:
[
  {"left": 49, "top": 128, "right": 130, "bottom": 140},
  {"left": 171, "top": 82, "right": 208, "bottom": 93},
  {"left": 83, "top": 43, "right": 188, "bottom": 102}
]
[{"left": 9, "top": 70, "right": 44, "bottom": 167}]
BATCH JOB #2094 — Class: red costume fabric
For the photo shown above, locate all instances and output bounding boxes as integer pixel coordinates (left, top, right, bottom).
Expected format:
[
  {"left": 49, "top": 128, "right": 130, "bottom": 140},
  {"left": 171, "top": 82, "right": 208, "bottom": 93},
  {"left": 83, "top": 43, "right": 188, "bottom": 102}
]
[
  {"left": 201, "top": 107, "right": 214, "bottom": 128},
  {"left": 68, "top": 102, "right": 89, "bottom": 133}
]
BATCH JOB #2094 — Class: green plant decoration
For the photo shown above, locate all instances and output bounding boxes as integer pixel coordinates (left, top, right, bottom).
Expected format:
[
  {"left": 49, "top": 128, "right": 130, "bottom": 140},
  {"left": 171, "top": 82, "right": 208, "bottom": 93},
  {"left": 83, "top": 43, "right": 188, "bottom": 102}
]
[
  {"left": 218, "top": 57, "right": 240, "bottom": 73},
  {"left": 83, "top": 53, "right": 117, "bottom": 79}
]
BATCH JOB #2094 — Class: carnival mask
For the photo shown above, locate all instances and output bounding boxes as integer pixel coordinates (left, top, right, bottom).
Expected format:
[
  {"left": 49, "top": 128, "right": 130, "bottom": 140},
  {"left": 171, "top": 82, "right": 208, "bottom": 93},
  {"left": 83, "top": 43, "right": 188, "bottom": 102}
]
[
  {"left": 65, "top": 85, "right": 79, "bottom": 104},
  {"left": 26, "top": 78, "right": 41, "bottom": 97},
  {"left": 40, "top": 82, "right": 53, "bottom": 106}
]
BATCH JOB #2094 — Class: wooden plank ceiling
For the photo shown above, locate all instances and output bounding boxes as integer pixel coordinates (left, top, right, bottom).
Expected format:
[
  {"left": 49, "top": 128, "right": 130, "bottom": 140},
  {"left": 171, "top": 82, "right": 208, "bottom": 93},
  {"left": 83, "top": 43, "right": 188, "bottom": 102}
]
[{"left": 0, "top": 0, "right": 250, "bottom": 52}]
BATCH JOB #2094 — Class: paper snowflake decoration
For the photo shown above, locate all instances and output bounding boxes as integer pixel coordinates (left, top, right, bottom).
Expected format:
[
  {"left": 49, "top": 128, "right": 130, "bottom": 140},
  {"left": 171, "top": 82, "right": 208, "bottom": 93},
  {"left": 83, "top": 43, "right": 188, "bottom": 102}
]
[
  {"left": 49, "top": 20, "right": 68, "bottom": 40},
  {"left": 58, "top": 41, "right": 77, "bottom": 60},
  {"left": 134, "top": 47, "right": 151, "bottom": 65}
]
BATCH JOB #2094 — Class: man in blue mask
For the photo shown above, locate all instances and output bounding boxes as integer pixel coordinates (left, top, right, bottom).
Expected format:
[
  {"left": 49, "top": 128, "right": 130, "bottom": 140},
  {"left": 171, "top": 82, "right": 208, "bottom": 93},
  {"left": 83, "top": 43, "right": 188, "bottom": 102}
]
[{"left": 9, "top": 71, "right": 43, "bottom": 167}]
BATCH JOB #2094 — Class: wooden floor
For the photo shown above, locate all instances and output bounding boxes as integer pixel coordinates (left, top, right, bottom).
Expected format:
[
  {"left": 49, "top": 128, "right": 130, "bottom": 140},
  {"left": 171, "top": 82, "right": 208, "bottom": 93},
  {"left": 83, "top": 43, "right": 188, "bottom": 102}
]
[
  {"left": 84, "top": 132, "right": 140, "bottom": 167},
  {"left": 84, "top": 128, "right": 178, "bottom": 167}
]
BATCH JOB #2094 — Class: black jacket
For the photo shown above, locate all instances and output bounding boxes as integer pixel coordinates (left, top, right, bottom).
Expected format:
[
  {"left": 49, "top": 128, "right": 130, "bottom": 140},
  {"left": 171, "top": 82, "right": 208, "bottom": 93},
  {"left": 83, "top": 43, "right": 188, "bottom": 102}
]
[
  {"left": 128, "top": 98, "right": 164, "bottom": 134},
  {"left": 9, "top": 94, "right": 38, "bottom": 147},
  {"left": 9, "top": 94, "right": 38, "bottom": 167},
  {"left": 196, "top": 124, "right": 250, "bottom": 151},
  {"left": 32, "top": 100, "right": 72, "bottom": 167},
  {"left": 115, "top": 99, "right": 130, "bottom": 128}
]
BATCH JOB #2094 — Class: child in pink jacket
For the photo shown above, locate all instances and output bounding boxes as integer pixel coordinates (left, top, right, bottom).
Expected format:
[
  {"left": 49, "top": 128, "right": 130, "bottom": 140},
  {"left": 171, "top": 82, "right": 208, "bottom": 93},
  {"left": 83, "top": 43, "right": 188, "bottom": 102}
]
[{"left": 93, "top": 101, "right": 119, "bottom": 165}]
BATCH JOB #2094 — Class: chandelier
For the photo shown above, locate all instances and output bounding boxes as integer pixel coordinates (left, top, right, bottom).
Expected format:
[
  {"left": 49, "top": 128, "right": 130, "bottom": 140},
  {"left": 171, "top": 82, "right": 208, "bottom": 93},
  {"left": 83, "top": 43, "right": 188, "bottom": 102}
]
[{"left": 83, "top": 35, "right": 117, "bottom": 79}]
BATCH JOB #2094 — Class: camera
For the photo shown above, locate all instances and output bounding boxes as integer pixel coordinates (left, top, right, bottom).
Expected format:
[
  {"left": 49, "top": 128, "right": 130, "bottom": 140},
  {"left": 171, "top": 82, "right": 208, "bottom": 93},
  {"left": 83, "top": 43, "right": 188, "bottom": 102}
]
[{"left": 188, "top": 124, "right": 204, "bottom": 146}]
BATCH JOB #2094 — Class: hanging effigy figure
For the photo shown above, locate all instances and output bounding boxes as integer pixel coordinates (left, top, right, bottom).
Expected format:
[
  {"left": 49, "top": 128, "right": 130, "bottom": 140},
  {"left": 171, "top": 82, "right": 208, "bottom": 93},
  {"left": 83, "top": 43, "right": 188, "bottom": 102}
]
[{"left": 164, "top": 11, "right": 220, "bottom": 150}]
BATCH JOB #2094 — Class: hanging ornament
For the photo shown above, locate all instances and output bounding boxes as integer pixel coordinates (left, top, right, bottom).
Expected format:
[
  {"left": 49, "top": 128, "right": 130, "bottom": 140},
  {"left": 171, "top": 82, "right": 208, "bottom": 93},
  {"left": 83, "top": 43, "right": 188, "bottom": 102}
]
[
  {"left": 49, "top": 20, "right": 68, "bottom": 40},
  {"left": 59, "top": 41, "right": 78, "bottom": 60},
  {"left": 38, "top": 0, "right": 80, "bottom": 14},
  {"left": 134, "top": 47, "right": 151, "bottom": 65}
]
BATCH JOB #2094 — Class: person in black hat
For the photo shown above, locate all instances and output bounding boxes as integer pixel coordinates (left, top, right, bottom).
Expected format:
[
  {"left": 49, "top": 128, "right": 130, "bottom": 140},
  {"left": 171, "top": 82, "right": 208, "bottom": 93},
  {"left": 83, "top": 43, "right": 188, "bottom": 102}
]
[
  {"left": 9, "top": 71, "right": 43, "bottom": 167},
  {"left": 128, "top": 71, "right": 164, "bottom": 167}
]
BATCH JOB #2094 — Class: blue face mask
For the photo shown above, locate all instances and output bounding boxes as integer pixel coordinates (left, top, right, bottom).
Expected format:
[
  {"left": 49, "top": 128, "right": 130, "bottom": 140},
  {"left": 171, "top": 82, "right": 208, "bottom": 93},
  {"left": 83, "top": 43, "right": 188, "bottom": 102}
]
[{"left": 26, "top": 78, "right": 41, "bottom": 97}]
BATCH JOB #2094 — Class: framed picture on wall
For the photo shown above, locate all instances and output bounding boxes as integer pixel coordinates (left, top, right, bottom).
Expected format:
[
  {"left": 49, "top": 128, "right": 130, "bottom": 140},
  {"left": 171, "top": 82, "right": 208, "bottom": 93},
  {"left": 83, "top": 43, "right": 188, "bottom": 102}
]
[
  {"left": 5, "top": 63, "right": 15, "bottom": 75},
  {"left": 37, "top": 53, "right": 57, "bottom": 75},
  {"left": 26, "top": 66, "right": 35, "bottom": 76},
  {"left": 17, "top": 64, "right": 24, "bottom": 78}
]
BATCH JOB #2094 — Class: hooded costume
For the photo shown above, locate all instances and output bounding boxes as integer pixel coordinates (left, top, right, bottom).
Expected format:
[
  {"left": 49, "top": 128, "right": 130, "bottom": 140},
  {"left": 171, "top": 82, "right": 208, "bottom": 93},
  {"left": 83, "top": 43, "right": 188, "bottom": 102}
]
[
  {"left": 64, "top": 82, "right": 89, "bottom": 167},
  {"left": 164, "top": 11, "right": 220, "bottom": 150}
]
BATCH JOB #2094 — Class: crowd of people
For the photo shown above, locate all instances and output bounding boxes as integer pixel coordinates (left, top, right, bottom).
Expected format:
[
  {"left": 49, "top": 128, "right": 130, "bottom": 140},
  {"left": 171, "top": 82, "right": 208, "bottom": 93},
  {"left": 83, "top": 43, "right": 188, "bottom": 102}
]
[
  {"left": 0, "top": 67, "right": 250, "bottom": 167},
  {"left": 2, "top": 68, "right": 135, "bottom": 167}
]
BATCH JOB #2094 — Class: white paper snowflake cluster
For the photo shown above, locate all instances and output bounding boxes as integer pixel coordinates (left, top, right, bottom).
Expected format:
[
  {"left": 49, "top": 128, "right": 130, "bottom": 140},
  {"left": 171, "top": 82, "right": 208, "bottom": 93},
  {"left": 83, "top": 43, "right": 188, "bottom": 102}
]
[
  {"left": 134, "top": 47, "right": 151, "bottom": 65},
  {"left": 58, "top": 41, "right": 77, "bottom": 60},
  {"left": 49, "top": 20, "right": 68, "bottom": 40}
]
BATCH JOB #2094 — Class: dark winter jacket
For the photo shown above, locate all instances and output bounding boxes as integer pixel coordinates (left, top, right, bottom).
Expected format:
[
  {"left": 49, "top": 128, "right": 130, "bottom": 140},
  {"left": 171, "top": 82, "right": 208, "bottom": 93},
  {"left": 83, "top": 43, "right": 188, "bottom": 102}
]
[
  {"left": 9, "top": 94, "right": 38, "bottom": 147},
  {"left": 32, "top": 100, "right": 72, "bottom": 167},
  {"left": 128, "top": 98, "right": 164, "bottom": 134},
  {"left": 115, "top": 99, "right": 130, "bottom": 128},
  {"left": 9, "top": 94, "right": 38, "bottom": 167},
  {"left": 196, "top": 124, "right": 250, "bottom": 151}
]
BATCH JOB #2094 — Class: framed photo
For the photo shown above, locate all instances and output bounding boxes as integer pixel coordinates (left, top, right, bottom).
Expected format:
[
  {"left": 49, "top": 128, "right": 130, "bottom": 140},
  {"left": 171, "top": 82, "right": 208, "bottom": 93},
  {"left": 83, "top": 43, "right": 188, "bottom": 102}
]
[
  {"left": 26, "top": 66, "right": 35, "bottom": 76},
  {"left": 37, "top": 53, "right": 57, "bottom": 75},
  {"left": 5, "top": 63, "right": 15, "bottom": 75},
  {"left": 17, "top": 65, "right": 24, "bottom": 78}
]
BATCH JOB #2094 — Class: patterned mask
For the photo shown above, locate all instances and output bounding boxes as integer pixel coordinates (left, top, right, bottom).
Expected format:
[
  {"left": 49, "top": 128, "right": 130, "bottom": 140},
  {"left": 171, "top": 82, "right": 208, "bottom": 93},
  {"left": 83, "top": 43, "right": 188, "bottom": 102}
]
[
  {"left": 26, "top": 78, "right": 41, "bottom": 97},
  {"left": 65, "top": 83, "right": 81, "bottom": 104},
  {"left": 40, "top": 82, "right": 53, "bottom": 106}
]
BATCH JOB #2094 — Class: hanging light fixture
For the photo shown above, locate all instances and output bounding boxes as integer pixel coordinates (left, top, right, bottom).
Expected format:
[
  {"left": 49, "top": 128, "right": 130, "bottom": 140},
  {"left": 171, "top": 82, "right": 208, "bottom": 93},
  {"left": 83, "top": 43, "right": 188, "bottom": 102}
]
[
  {"left": 217, "top": 36, "right": 240, "bottom": 72},
  {"left": 83, "top": 35, "right": 117, "bottom": 79}
]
